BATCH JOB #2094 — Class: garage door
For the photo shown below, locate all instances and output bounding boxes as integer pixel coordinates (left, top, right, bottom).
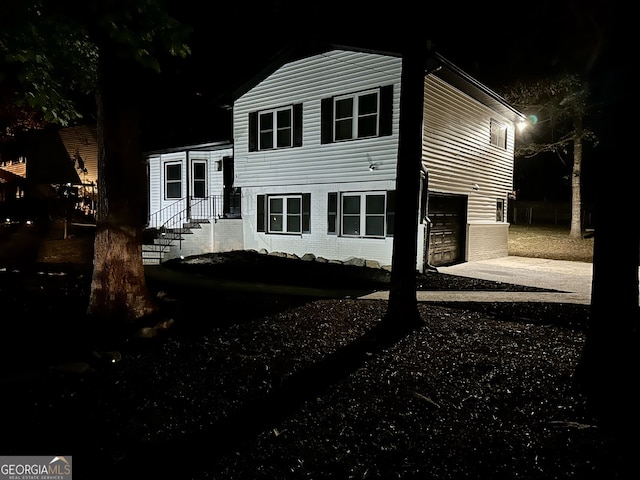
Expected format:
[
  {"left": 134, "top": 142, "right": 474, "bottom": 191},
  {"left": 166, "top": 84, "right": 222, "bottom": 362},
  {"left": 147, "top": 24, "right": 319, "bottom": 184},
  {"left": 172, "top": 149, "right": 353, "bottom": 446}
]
[{"left": 427, "top": 193, "right": 467, "bottom": 267}]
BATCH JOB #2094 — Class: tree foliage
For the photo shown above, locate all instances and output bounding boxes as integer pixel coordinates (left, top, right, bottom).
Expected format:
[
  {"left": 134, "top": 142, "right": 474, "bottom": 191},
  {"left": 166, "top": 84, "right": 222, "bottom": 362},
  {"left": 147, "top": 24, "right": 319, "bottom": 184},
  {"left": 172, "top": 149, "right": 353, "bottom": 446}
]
[
  {"left": 1, "top": 0, "right": 193, "bottom": 323},
  {"left": 501, "top": 73, "right": 597, "bottom": 159},
  {"left": 501, "top": 73, "right": 598, "bottom": 237},
  {"left": 0, "top": 1, "right": 97, "bottom": 132},
  {"left": 0, "top": 0, "right": 191, "bottom": 134}
]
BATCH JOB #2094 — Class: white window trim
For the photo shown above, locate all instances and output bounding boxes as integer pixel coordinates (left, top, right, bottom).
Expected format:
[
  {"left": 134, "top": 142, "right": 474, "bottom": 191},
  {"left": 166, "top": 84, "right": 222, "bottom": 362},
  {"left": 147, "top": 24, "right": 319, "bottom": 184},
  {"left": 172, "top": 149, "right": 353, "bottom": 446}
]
[
  {"left": 268, "top": 194, "right": 302, "bottom": 234},
  {"left": 164, "top": 161, "right": 182, "bottom": 200},
  {"left": 490, "top": 118, "right": 507, "bottom": 149},
  {"left": 259, "top": 106, "right": 293, "bottom": 150},
  {"left": 340, "top": 191, "right": 386, "bottom": 238},
  {"left": 333, "top": 88, "right": 380, "bottom": 141},
  {"left": 190, "top": 159, "right": 208, "bottom": 199}
]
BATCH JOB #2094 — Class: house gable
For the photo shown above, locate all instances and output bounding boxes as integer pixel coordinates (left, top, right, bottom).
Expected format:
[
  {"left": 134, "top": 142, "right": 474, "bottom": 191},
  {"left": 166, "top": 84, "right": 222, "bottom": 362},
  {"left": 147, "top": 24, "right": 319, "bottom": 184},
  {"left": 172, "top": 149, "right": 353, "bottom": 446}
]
[{"left": 233, "top": 49, "right": 403, "bottom": 188}]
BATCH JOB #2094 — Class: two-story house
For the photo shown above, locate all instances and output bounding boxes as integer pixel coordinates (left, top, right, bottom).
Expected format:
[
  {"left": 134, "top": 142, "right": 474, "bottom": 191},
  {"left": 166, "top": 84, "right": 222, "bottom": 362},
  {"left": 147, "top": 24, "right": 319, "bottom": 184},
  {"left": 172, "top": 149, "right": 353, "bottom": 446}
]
[{"left": 144, "top": 45, "right": 525, "bottom": 270}]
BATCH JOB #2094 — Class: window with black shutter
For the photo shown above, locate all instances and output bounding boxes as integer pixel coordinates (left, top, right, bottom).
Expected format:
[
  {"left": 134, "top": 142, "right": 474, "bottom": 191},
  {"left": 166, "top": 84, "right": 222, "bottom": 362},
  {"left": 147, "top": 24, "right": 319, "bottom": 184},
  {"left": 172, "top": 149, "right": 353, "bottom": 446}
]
[
  {"left": 321, "top": 85, "right": 393, "bottom": 144},
  {"left": 249, "top": 104, "right": 303, "bottom": 151}
]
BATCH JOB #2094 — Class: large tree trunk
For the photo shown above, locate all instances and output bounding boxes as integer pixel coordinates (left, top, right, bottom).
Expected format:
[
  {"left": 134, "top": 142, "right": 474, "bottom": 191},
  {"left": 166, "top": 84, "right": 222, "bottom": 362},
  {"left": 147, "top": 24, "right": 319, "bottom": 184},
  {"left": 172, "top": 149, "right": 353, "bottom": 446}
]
[
  {"left": 382, "top": 40, "right": 426, "bottom": 329},
  {"left": 568, "top": 116, "right": 582, "bottom": 238},
  {"left": 87, "top": 42, "right": 158, "bottom": 323},
  {"left": 575, "top": 14, "right": 639, "bottom": 468}
]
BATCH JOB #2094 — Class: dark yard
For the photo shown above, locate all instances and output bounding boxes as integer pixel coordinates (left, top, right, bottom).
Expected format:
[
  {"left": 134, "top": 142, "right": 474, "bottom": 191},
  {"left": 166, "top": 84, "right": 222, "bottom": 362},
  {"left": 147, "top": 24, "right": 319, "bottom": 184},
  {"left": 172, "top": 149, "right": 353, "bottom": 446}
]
[{"left": 0, "top": 223, "right": 634, "bottom": 479}]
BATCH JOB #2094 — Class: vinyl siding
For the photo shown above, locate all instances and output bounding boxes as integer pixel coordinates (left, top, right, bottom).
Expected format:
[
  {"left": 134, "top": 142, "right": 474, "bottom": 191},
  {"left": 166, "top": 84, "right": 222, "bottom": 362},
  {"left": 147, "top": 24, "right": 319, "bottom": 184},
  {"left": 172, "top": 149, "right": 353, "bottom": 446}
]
[
  {"left": 231, "top": 49, "right": 518, "bottom": 267},
  {"left": 148, "top": 152, "right": 185, "bottom": 228},
  {"left": 146, "top": 147, "right": 232, "bottom": 228},
  {"left": 422, "top": 75, "right": 515, "bottom": 223},
  {"left": 234, "top": 50, "right": 402, "bottom": 188},
  {"left": 241, "top": 180, "right": 397, "bottom": 266}
]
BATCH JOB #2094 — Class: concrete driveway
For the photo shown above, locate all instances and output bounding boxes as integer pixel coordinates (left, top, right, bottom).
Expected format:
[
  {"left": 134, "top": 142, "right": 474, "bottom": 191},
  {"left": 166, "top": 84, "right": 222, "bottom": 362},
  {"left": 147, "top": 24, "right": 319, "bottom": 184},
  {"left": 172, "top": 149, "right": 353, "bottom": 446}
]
[
  {"left": 361, "top": 256, "right": 597, "bottom": 305},
  {"left": 434, "top": 256, "right": 595, "bottom": 304}
]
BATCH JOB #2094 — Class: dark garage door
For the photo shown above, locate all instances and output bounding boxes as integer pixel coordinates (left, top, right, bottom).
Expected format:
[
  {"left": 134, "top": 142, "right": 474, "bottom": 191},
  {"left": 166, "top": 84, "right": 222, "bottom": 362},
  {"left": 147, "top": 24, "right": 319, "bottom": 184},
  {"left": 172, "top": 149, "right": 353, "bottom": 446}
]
[{"left": 427, "top": 193, "right": 467, "bottom": 267}]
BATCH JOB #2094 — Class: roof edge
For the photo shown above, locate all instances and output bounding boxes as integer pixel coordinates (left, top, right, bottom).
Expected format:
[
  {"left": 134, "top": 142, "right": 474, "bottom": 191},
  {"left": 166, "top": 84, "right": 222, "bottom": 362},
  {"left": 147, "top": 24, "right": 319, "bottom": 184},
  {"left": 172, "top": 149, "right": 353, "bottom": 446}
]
[
  {"left": 143, "top": 140, "right": 233, "bottom": 156},
  {"left": 218, "top": 42, "right": 525, "bottom": 123}
]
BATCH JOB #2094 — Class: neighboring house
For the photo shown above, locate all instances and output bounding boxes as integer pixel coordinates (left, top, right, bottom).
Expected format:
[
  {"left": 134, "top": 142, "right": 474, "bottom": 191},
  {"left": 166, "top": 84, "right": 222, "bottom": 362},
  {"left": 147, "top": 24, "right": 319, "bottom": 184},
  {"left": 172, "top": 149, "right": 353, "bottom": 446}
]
[
  {"left": 0, "top": 126, "right": 98, "bottom": 219},
  {"left": 57, "top": 124, "right": 99, "bottom": 215},
  {"left": 0, "top": 166, "right": 27, "bottom": 221},
  {"left": 144, "top": 45, "right": 525, "bottom": 270}
]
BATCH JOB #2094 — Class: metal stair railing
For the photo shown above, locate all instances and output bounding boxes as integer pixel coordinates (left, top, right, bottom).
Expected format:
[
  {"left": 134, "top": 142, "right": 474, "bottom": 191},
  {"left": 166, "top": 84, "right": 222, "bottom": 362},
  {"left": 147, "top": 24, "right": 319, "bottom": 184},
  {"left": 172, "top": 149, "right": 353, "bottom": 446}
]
[
  {"left": 146, "top": 195, "right": 224, "bottom": 259},
  {"left": 147, "top": 198, "right": 187, "bottom": 230}
]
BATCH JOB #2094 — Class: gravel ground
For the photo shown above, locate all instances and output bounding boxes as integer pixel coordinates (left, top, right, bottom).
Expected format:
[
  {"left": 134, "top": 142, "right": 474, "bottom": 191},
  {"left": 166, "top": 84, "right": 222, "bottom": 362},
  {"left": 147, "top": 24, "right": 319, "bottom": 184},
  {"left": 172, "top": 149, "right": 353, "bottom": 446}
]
[{"left": 0, "top": 251, "right": 631, "bottom": 480}]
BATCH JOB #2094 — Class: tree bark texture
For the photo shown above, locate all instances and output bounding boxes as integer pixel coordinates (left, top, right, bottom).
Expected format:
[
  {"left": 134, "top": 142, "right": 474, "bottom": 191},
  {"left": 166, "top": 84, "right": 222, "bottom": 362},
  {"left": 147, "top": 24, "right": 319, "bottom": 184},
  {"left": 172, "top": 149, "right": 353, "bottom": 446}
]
[
  {"left": 383, "top": 41, "right": 426, "bottom": 328},
  {"left": 569, "top": 116, "right": 582, "bottom": 238},
  {"left": 87, "top": 41, "right": 157, "bottom": 322}
]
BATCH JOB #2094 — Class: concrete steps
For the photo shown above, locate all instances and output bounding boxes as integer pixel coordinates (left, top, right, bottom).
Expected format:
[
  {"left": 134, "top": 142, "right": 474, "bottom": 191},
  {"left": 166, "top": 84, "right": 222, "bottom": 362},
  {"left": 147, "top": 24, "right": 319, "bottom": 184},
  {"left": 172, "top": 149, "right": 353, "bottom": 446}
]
[{"left": 142, "top": 220, "right": 209, "bottom": 265}]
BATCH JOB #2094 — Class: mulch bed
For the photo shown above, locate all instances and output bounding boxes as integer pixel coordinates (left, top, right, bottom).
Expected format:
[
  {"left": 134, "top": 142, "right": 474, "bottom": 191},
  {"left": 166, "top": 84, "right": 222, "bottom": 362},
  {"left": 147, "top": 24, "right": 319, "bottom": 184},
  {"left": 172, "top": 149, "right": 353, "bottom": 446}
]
[{"left": 0, "top": 252, "right": 632, "bottom": 479}]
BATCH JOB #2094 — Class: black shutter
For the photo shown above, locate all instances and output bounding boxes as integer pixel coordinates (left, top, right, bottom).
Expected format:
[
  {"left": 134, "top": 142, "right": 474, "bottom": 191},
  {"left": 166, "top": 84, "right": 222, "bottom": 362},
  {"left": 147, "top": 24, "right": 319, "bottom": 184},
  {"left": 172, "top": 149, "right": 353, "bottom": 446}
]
[
  {"left": 321, "top": 97, "right": 333, "bottom": 144},
  {"left": 380, "top": 85, "right": 393, "bottom": 137},
  {"left": 386, "top": 190, "right": 395, "bottom": 237},
  {"left": 293, "top": 104, "right": 303, "bottom": 147},
  {"left": 302, "top": 193, "right": 310, "bottom": 233},
  {"left": 257, "top": 194, "right": 265, "bottom": 232},
  {"left": 249, "top": 112, "right": 258, "bottom": 151},
  {"left": 327, "top": 192, "right": 337, "bottom": 234}
]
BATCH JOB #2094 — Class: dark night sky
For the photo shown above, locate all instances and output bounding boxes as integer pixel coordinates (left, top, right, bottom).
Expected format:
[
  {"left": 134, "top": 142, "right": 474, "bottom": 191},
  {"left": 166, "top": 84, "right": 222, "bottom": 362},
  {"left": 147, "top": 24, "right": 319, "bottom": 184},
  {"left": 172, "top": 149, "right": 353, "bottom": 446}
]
[{"left": 141, "top": 0, "right": 630, "bottom": 204}]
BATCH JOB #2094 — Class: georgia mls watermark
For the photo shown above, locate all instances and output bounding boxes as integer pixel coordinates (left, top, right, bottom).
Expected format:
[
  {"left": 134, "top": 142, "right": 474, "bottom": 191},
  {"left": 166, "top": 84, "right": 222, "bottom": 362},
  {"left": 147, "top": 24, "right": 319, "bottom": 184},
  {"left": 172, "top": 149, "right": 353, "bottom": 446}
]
[{"left": 0, "top": 456, "right": 72, "bottom": 480}]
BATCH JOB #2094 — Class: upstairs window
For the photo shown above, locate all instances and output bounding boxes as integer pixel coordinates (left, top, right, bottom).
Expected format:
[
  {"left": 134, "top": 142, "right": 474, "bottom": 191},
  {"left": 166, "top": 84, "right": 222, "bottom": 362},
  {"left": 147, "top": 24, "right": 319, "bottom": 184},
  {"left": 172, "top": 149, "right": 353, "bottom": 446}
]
[
  {"left": 260, "top": 107, "right": 291, "bottom": 149},
  {"left": 490, "top": 119, "right": 507, "bottom": 149},
  {"left": 334, "top": 90, "right": 379, "bottom": 140},
  {"left": 249, "top": 104, "right": 303, "bottom": 151},
  {"left": 321, "top": 85, "right": 394, "bottom": 144},
  {"left": 164, "top": 162, "right": 182, "bottom": 199}
]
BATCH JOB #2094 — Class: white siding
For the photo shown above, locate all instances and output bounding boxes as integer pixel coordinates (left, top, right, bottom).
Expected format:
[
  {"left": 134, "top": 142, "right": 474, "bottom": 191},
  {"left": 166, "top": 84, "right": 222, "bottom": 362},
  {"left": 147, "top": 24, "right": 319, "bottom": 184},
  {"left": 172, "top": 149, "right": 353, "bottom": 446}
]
[
  {"left": 147, "top": 154, "right": 162, "bottom": 224},
  {"left": 148, "top": 152, "right": 186, "bottom": 228},
  {"left": 229, "top": 49, "right": 519, "bottom": 267},
  {"left": 241, "top": 179, "right": 397, "bottom": 266},
  {"left": 234, "top": 50, "right": 402, "bottom": 188},
  {"left": 422, "top": 76, "right": 515, "bottom": 263},
  {"left": 422, "top": 75, "right": 515, "bottom": 224},
  {"left": 234, "top": 50, "right": 404, "bottom": 266},
  {"left": 146, "top": 147, "right": 232, "bottom": 228}
]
